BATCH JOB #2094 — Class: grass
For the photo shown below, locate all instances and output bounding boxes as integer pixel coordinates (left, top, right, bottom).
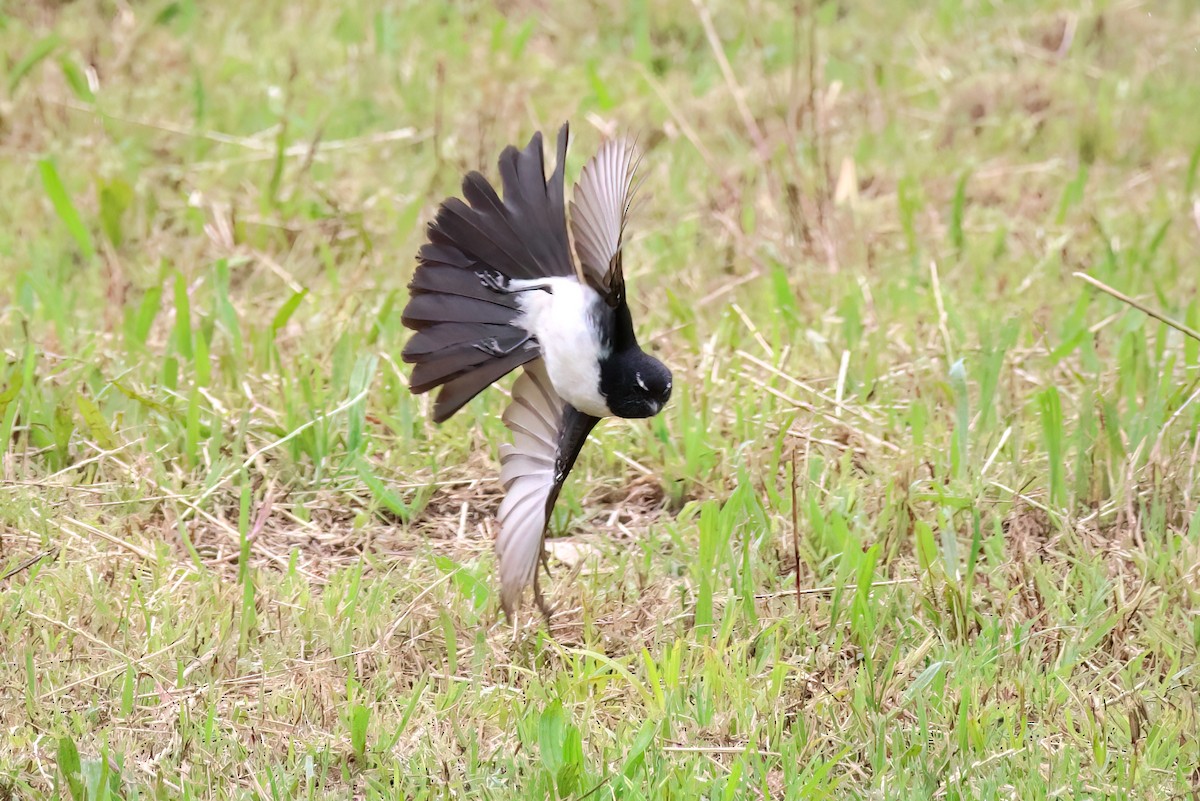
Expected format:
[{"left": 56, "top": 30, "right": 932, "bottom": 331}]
[{"left": 2, "top": 0, "right": 1199, "bottom": 797}]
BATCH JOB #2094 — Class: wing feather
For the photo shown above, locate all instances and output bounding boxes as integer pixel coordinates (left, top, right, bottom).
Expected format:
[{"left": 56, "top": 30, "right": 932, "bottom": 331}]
[
  {"left": 495, "top": 360, "right": 600, "bottom": 617},
  {"left": 569, "top": 136, "right": 639, "bottom": 304}
]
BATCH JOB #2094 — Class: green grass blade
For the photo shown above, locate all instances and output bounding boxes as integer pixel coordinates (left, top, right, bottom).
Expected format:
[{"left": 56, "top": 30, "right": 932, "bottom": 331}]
[
  {"left": 271, "top": 289, "right": 308, "bottom": 336},
  {"left": 9, "top": 34, "right": 60, "bottom": 93},
  {"left": 38, "top": 158, "right": 95, "bottom": 259},
  {"left": 76, "top": 392, "right": 118, "bottom": 451}
]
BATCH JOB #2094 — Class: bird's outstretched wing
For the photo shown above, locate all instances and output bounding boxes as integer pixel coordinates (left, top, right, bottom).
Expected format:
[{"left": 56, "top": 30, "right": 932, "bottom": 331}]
[
  {"left": 496, "top": 360, "right": 599, "bottom": 617},
  {"left": 569, "top": 136, "right": 640, "bottom": 307}
]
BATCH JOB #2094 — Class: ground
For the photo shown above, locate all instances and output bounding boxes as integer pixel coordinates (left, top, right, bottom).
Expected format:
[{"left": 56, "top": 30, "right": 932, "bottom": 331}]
[{"left": 2, "top": 0, "right": 1199, "bottom": 798}]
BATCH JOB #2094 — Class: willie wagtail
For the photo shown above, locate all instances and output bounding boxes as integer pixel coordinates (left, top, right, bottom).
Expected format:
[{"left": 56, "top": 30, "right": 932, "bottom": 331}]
[{"left": 401, "top": 123, "right": 672, "bottom": 617}]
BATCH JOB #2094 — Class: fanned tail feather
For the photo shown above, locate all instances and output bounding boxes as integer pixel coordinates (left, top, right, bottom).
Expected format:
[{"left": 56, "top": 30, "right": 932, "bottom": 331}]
[{"left": 402, "top": 125, "right": 574, "bottom": 422}]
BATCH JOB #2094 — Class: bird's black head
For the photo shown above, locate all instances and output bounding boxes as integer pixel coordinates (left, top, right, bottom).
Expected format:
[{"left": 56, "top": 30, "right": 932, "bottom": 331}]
[{"left": 600, "top": 348, "right": 672, "bottom": 419}]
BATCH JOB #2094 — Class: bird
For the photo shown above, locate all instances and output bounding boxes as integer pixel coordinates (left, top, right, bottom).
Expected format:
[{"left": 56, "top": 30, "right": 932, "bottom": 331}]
[{"left": 400, "top": 123, "right": 672, "bottom": 618}]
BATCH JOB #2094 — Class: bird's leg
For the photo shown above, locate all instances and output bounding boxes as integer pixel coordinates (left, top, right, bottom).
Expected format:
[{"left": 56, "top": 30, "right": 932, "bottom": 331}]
[
  {"left": 473, "top": 334, "right": 534, "bottom": 358},
  {"left": 476, "top": 270, "right": 553, "bottom": 295},
  {"left": 539, "top": 545, "right": 553, "bottom": 578},
  {"left": 532, "top": 570, "right": 554, "bottom": 624}
]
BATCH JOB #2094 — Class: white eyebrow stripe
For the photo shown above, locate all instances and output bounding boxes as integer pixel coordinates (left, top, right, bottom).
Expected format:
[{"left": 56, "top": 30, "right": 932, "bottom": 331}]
[{"left": 636, "top": 372, "right": 648, "bottom": 391}]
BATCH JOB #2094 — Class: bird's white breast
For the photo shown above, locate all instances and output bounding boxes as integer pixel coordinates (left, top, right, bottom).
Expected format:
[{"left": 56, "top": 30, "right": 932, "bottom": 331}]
[{"left": 514, "top": 277, "right": 610, "bottom": 418}]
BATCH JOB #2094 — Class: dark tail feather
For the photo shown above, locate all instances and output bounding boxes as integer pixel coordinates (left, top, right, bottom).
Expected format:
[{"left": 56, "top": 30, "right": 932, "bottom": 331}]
[
  {"left": 406, "top": 265, "right": 521, "bottom": 311},
  {"left": 496, "top": 128, "right": 572, "bottom": 276},
  {"left": 403, "top": 323, "right": 515, "bottom": 357},
  {"left": 409, "top": 329, "right": 532, "bottom": 394},
  {"left": 424, "top": 125, "right": 574, "bottom": 283},
  {"left": 432, "top": 349, "right": 537, "bottom": 423},
  {"left": 401, "top": 124, "right": 573, "bottom": 422},
  {"left": 401, "top": 293, "right": 517, "bottom": 328}
]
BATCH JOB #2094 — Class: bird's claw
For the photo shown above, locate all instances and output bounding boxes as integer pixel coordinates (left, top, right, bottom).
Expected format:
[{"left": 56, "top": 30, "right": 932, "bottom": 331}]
[
  {"left": 477, "top": 269, "right": 510, "bottom": 293},
  {"left": 473, "top": 334, "right": 534, "bottom": 358},
  {"left": 475, "top": 337, "right": 505, "bottom": 357}
]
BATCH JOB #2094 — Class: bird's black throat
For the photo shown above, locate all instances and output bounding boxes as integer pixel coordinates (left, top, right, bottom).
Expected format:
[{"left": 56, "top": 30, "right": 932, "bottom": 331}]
[{"left": 597, "top": 299, "right": 672, "bottom": 419}]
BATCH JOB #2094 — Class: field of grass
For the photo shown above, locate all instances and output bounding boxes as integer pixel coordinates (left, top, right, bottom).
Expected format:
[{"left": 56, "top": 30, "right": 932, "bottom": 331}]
[{"left": 2, "top": 0, "right": 1200, "bottom": 797}]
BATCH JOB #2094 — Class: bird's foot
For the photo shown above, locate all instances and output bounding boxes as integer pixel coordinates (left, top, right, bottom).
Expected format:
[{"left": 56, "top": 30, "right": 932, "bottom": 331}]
[
  {"left": 477, "top": 269, "right": 510, "bottom": 293},
  {"left": 473, "top": 334, "right": 533, "bottom": 358},
  {"left": 477, "top": 270, "right": 554, "bottom": 295}
]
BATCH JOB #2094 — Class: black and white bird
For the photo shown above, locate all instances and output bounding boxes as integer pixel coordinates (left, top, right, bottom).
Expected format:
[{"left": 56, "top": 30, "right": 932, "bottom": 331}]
[{"left": 401, "top": 123, "right": 672, "bottom": 617}]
